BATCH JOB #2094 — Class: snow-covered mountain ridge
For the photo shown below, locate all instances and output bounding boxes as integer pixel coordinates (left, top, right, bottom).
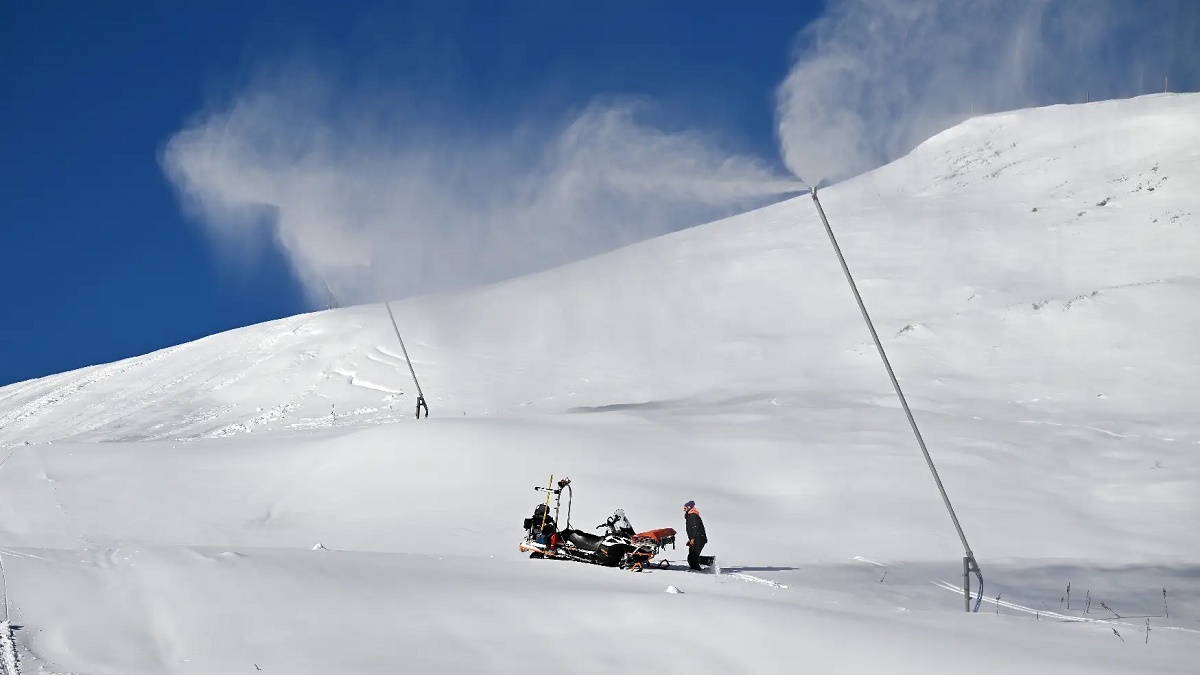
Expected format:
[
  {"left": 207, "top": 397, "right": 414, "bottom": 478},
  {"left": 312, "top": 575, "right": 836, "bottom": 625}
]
[{"left": 4, "top": 94, "right": 1198, "bottom": 447}]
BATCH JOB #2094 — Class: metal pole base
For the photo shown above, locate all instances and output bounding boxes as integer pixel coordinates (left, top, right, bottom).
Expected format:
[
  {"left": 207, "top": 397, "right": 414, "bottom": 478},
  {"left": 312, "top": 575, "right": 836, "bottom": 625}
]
[
  {"left": 963, "top": 556, "right": 970, "bottom": 612},
  {"left": 963, "top": 555, "right": 983, "bottom": 612}
]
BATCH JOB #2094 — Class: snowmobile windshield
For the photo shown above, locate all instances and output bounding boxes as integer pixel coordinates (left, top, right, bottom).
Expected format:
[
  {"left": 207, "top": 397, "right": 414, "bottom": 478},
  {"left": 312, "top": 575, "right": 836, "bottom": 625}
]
[{"left": 608, "top": 510, "right": 634, "bottom": 535}]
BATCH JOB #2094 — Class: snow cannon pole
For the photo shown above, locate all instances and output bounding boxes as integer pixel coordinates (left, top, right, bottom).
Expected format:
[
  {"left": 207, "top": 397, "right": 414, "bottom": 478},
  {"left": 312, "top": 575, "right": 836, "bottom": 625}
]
[
  {"left": 369, "top": 266, "right": 429, "bottom": 419},
  {"left": 808, "top": 187, "right": 983, "bottom": 612},
  {"left": 381, "top": 297, "right": 428, "bottom": 418}
]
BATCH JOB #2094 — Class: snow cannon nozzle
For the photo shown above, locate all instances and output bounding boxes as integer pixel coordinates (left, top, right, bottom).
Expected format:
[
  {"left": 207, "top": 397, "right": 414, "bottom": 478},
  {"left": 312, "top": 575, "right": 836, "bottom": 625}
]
[{"left": 557, "top": 477, "right": 571, "bottom": 488}]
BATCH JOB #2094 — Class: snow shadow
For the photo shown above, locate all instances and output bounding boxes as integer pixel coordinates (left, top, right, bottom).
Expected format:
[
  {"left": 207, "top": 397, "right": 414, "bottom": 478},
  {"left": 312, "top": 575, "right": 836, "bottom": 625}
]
[
  {"left": 566, "top": 400, "right": 683, "bottom": 414},
  {"left": 721, "top": 566, "right": 799, "bottom": 573},
  {"left": 797, "top": 557, "right": 1200, "bottom": 632}
]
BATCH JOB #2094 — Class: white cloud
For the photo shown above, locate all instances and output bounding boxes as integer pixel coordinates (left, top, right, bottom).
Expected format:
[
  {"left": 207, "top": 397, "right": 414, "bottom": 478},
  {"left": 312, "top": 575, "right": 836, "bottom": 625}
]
[
  {"left": 775, "top": 0, "right": 1198, "bottom": 186},
  {"left": 161, "top": 72, "right": 804, "bottom": 306},
  {"left": 163, "top": 2, "right": 1197, "bottom": 303}
]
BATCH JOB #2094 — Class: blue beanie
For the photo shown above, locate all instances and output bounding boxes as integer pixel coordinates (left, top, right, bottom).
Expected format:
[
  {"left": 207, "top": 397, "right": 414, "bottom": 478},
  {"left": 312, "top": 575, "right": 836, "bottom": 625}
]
[{"left": 684, "top": 500, "right": 695, "bottom": 509}]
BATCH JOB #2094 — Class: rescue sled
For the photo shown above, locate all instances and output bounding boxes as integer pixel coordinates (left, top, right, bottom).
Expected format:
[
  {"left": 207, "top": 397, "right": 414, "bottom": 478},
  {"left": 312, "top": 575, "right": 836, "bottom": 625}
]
[{"left": 520, "top": 476, "right": 676, "bottom": 571}]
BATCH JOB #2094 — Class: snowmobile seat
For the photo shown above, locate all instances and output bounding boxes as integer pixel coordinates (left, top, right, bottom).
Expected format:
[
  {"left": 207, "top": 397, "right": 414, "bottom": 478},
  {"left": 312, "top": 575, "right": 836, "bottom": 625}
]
[
  {"left": 632, "top": 527, "right": 676, "bottom": 548},
  {"left": 564, "top": 529, "right": 603, "bottom": 552}
]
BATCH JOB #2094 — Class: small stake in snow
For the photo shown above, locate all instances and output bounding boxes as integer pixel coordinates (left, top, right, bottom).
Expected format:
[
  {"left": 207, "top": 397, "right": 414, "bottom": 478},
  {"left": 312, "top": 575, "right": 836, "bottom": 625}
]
[
  {"left": 879, "top": 569, "right": 887, "bottom": 583},
  {"left": 1102, "top": 601, "right": 1121, "bottom": 619},
  {"left": 1086, "top": 590, "right": 1092, "bottom": 614},
  {"left": 1112, "top": 628, "right": 1124, "bottom": 643},
  {"left": 808, "top": 187, "right": 983, "bottom": 612},
  {"left": 1067, "top": 582, "right": 1071, "bottom": 610},
  {"left": 1163, "top": 588, "right": 1169, "bottom": 618},
  {"left": 1146, "top": 618, "right": 1150, "bottom": 644},
  {"left": 996, "top": 593, "right": 1001, "bottom": 615}
]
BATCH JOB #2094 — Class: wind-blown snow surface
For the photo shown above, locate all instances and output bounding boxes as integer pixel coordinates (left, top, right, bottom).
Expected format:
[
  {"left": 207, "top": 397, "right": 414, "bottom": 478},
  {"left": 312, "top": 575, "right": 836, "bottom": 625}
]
[{"left": 2, "top": 94, "right": 1199, "bottom": 673}]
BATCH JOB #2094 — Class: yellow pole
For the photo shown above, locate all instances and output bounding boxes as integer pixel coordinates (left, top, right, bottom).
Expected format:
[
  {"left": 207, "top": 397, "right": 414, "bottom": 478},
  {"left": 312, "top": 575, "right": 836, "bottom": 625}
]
[{"left": 538, "top": 474, "right": 554, "bottom": 533}]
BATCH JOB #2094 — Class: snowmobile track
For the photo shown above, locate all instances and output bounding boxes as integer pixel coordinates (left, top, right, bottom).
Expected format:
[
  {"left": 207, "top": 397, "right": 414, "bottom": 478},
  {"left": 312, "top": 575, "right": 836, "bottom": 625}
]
[{"left": 931, "top": 580, "right": 1200, "bottom": 636}]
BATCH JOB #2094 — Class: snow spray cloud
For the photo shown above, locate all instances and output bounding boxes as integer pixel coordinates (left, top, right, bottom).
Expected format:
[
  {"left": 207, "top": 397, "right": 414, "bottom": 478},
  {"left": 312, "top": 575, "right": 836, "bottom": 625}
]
[
  {"left": 776, "top": 0, "right": 1200, "bottom": 186},
  {"left": 161, "top": 69, "right": 804, "bottom": 305}
]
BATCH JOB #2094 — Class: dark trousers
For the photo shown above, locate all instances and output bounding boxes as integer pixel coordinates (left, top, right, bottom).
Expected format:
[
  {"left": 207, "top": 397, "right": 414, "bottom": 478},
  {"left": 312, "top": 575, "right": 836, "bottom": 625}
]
[{"left": 687, "top": 538, "right": 707, "bottom": 570}]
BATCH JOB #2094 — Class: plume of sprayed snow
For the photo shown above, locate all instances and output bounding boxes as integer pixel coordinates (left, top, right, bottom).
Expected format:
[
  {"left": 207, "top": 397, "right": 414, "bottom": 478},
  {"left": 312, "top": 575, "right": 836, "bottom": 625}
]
[
  {"left": 776, "top": 0, "right": 1200, "bottom": 186},
  {"left": 161, "top": 73, "right": 805, "bottom": 306}
]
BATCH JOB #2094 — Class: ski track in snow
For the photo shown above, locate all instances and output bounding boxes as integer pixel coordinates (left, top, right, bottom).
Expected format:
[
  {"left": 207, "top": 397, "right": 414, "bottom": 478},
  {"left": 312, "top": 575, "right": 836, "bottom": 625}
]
[
  {"left": 0, "top": 345, "right": 183, "bottom": 439},
  {"left": 0, "top": 445, "right": 23, "bottom": 470},
  {"left": 721, "top": 572, "right": 789, "bottom": 589},
  {"left": 205, "top": 398, "right": 304, "bottom": 438},
  {"left": 39, "top": 460, "right": 97, "bottom": 551},
  {"left": 930, "top": 580, "right": 1200, "bottom": 636},
  {"left": 852, "top": 556, "right": 902, "bottom": 568},
  {"left": 1015, "top": 419, "right": 1131, "bottom": 439},
  {"left": 144, "top": 405, "right": 236, "bottom": 442},
  {"left": 202, "top": 352, "right": 410, "bottom": 437},
  {"left": 0, "top": 550, "right": 44, "bottom": 563},
  {"left": 206, "top": 318, "right": 308, "bottom": 393},
  {"left": 203, "top": 350, "right": 364, "bottom": 438},
  {"left": 1012, "top": 418, "right": 1195, "bottom": 445}
]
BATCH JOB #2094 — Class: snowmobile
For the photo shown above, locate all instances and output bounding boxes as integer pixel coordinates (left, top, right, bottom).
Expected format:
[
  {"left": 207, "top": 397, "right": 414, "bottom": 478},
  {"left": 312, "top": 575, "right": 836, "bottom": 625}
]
[{"left": 519, "top": 476, "right": 677, "bottom": 571}]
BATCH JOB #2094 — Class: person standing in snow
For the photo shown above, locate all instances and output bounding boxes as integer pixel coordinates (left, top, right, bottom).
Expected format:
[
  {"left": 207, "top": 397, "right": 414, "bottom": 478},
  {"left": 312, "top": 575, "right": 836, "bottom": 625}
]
[{"left": 683, "top": 500, "right": 707, "bottom": 570}]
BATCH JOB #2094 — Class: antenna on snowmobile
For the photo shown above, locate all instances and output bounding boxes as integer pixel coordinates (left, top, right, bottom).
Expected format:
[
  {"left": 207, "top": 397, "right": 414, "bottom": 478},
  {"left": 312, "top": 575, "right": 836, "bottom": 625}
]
[
  {"left": 808, "top": 186, "right": 983, "bottom": 612},
  {"left": 535, "top": 474, "right": 554, "bottom": 534},
  {"left": 534, "top": 475, "right": 573, "bottom": 529}
]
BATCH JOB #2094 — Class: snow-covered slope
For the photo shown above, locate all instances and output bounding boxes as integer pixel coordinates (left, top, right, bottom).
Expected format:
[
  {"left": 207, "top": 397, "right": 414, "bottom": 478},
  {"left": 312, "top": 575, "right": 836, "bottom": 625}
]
[
  {"left": 1, "top": 93, "right": 1198, "bottom": 673},
  {"left": 4, "top": 95, "right": 1198, "bottom": 444}
]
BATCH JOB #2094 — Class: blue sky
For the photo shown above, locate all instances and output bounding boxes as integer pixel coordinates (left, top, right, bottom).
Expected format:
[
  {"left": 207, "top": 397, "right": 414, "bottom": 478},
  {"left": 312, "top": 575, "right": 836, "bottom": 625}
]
[
  {"left": 0, "top": 1, "right": 824, "bottom": 387},
  {"left": 3, "top": 1, "right": 1197, "bottom": 388}
]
